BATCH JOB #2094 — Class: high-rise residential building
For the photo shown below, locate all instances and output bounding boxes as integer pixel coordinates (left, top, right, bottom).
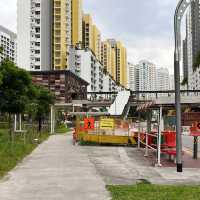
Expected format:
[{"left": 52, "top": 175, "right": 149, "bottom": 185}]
[
  {"left": 17, "top": 0, "right": 51, "bottom": 71},
  {"left": 107, "top": 39, "right": 127, "bottom": 87},
  {"left": 72, "top": 0, "right": 83, "bottom": 47},
  {"left": 52, "top": 0, "right": 72, "bottom": 70},
  {"left": 156, "top": 68, "right": 169, "bottom": 91},
  {"left": 101, "top": 41, "right": 117, "bottom": 79},
  {"left": 169, "top": 75, "right": 175, "bottom": 90},
  {"left": 101, "top": 41, "right": 112, "bottom": 74},
  {"left": 135, "top": 60, "right": 156, "bottom": 92},
  {"left": 0, "top": 25, "right": 17, "bottom": 64},
  {"left": 128, "top": 62, "right": 136, "bottom": 91},
  {"left": 183, "top": 38, "right": 188, "bottom": 82},
  {"left": 183, "top": 0, "right": 200, "bottom": 90},
  {"left": 69, "top": 48, "right": 124, "bottom": 93},
  {"left": 92, "top": 25, "right": 101, "bottom": 61},
  {"left": 116, "top": 41, "right": 127, "bottom": 87},
  {"left": 83, "top": 14, "right": 93, "bottom": 50},
  {"left": 70, "top": 48, "right": 103, "bottom": 92}
]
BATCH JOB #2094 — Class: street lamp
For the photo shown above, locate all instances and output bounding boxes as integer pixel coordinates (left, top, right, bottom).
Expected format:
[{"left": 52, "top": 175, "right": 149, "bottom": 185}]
[{"left": 174, "top": 0, "right": 191, "bottom": 172}]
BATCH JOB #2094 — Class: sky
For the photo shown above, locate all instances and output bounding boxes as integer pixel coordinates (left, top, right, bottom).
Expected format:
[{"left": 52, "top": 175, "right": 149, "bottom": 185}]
[{"left": 0, "top": 0, "right": 179, "bottom": 74}]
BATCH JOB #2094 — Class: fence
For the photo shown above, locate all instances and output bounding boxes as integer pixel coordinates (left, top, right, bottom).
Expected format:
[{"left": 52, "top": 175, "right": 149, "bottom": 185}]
[{"left": 74, "top": 117, "right": 136, "bottom": 145}]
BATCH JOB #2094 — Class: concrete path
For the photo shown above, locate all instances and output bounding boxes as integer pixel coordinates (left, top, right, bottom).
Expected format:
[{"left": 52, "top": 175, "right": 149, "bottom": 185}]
[{"left": 0, "top": 135, "right": 111, "bottom": 200}]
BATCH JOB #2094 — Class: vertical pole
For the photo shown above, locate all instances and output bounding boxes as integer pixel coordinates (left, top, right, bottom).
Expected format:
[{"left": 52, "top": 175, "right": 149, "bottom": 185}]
[
  {"left": 138, "top": 113, "right": 141, "bottom": 149},
  {"left": 50, "top": 106, "right": 53, "bottom": 134},
  {"left": 144, "top": 131, "right": 148, "bottom": 157},
  {"left": 156, "top": 107, "right": 162, "bottom": 167},
  {"left": 174, "top": 54, "right": 183, "bottom": 172},
  {"left": 14, "top": 114, "right": 17, "bottom": 132},
  {"left": 19, "top": 114, "right": 22, "bottom": 131},
  {"left": 53, "top": 107, "right": 55, "bottom": 134},
  {"left": 193, "top": 136, "right": 198, "bottom": 159},
  {"left": 145, "top": 111, "right": 151, "bottom": 157}
]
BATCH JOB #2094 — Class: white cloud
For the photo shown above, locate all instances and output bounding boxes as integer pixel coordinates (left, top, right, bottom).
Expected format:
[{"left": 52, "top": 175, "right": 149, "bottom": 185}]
[{"left": 0, "top": 0, "right": 17, "bottom": 32}]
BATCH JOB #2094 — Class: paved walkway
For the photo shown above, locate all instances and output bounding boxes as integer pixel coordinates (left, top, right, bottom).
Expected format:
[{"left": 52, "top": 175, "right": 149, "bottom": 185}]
[{"left": 0, "top": 135, "right": 111, "bottom": 200}]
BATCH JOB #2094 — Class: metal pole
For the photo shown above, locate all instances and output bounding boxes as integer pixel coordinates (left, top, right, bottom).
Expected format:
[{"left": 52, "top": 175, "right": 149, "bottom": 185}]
[
  {"left": 138, "top": 113, "right": 141, "bottom": 149},
  {"left": 144, "top": 131, "right": 148, "bottom": 157},
  {"left": 193, "top": 136, "right": 198, "bottom": 159},
  {"left": 174, "top": 56, "right": 183, "bottom": 172},
  {"left": 14, "top": 114, "right": 17, "bottom": 132},
  {"left": 145, "top": 112, "right": 151, "bottom": 157},
  {"left": 174, "top": 0, "right": 191, "bottom": 172},
  {"left": 50, "top": 106, "right": 53, "bottom": 134},
  {"left": 156, "top": 107, "right": 162, "bottom": 167}
]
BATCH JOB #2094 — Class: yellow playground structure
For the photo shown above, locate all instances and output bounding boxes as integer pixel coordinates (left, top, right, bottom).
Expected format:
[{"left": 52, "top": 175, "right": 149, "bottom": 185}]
[{"left": 74, "top": 116, "right": 137, "bottom": 145}]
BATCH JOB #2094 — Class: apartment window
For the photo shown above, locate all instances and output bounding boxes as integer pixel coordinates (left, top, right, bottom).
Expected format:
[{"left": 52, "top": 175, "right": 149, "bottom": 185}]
[
  {"left": 35, "top": 65, "right": 40, "bottom": 70},
  {"left": 35, "top": 50, "right": 40, "bottom": 54},
  {"left": 35, "top": 42, "right": 40, "bottom": 46},
  {"left": 35, "top": 11, "right": 40, "bottom": 15},
  {"left": 35, "top": 3, "right": 40, "bottom": 7}
]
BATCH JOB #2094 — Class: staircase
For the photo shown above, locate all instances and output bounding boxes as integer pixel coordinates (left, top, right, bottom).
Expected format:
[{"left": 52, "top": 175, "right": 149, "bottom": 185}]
[{"left": 108, "top": 91, "right": 130, "bottom": 116}]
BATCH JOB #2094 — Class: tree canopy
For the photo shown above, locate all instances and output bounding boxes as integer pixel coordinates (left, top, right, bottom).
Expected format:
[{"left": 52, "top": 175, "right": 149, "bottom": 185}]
[{"left": 0, "top": 59, "right": 35, "bottom": 114}]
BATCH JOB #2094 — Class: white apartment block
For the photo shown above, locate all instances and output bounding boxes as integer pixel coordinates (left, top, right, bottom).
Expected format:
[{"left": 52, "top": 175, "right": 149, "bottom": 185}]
[
  {"left": 186, "top": 7, "right": 195, "bottom": 90},
  {"left": 136, "top": 60, "right": 156, "bottom": 92},
  {"left": 0, "top": 25, "right": 17, "bottom": 64},
  {"left": 71, "top": 49, "right": 104, "bottom": 92},
  {"left": 156, "top": 68, "right": 169, "bottom": 91},
  {"left": 128, "top": 62, "right": 136, "bottom": 91},
  {"left": 103, "top": 73, "right": 118, "bottom": 92},
  {"left": 17, "top": 0, "right": 51, "bottom": 71},
  {"left": 69, "top": 48, "right": 123, "bottom": 93}
]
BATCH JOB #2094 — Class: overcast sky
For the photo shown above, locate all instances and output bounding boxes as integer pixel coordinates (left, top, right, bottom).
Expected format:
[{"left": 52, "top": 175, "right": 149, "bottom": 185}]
[{"left": 0, "top": 0, "right": 179, "bottom": 74}]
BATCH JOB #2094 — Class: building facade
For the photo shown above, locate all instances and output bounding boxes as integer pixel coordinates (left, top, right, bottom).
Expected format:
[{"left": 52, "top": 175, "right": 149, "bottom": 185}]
[
  {"left": 82, "top": 14, "right": 93, "bottom": 50},
  {"left": 183, "top": 1, "right": 200, "bottom": 90},
  {"left": 71, "top": 48, "right": 104, "bottom": 92},
  {"left": 52, "top": 0, "right": 72, "bottom": 70},
  {"left": 17, "top": 0, "right": 128, "bottom": 92},
  {"left": 0, "top": 25, "right": 17, "bottom": 64},
  {"left": 17, "top": 0, "right": 83, "bottom": 71},
  {"left": 107, "top": 39, "right": 127, "bottom": 87},
  {"left": 92, "top": 25, "right": 101, "bottom": 61},
  {"left": 135, "top": 60, "right": 156, "bottom": 92},
  {"left": 31, "top": 70, "right": 88, "bottom": 103},
  {"left": 69, "top": 48, "right": 123, "bottom": 93},
  {"left": 101, "top": 41, "right": 116, "bottom": 79},
  {"left": 17, "top": 0, "right": 51, "bottom": 71},
  {"left": 156, "top": 68, "right": 169, "bottom": 91},
  {"left": 128, "top": 62, "right": 136, "bottom": 91},
  {"left": 72, "top": 0, "right": 83, "bottom": 47}
]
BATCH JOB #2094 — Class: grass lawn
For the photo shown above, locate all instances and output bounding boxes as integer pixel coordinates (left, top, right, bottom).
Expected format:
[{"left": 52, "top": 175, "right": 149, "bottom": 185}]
[
  {"left": 107, "top": 183, "right": 200, "bottom": 200},
  {"left": 55, "top": 124, "right": 71, "bottom": 134},
  {"left": 0, "top": 129, "right": 49, "bottom": 178}
]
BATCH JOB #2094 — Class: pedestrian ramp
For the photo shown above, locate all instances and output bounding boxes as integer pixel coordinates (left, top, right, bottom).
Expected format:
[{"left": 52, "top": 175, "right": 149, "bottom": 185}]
[{"left": 108, "top": 91, "right": 130, "bottom": 116}]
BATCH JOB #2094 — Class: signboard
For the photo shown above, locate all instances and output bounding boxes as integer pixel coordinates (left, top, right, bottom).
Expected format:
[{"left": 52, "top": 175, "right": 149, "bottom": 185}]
[
  {"left": 100, "top": 118, "right": 114, "bottom": 130},
  {"left": 84, "top": 118, "right": 95, "bottom": 130}
]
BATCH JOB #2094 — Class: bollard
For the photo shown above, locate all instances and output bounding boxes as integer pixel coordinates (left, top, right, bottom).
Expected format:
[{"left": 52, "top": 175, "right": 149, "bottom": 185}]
[{"left": 193, "top": 136, "right": 198, "bottom": 160}]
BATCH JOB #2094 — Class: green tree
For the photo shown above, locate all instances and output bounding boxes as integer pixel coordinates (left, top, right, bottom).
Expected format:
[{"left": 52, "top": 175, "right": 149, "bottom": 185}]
[
  {"left": 27, "top": 86, "right": 55, "bottom": 132},
  {"left": 0, "top": 59, "right": 34, "bottom": 139},
  {"left": 0, "top": 46, "right": 3, "bottom": 85},
  {"left": 0, "top": 46, "right": 3, "bottom": 54}
]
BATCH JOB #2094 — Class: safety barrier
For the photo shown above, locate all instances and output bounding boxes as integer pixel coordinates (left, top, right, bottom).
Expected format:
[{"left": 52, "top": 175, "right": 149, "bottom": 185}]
[
  {"left": 138, "top": 130, "right": 177, "bottom": 166},
  {"left": 74, "top": 117, "right": 137, "bottom": 145}
]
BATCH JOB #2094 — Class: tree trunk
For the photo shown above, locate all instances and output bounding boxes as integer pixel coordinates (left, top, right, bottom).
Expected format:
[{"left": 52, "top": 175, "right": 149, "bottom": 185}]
[
  {"left": 8, "top": 113, "right": 13, "bottom": 142},
  {"left": 38, "top": 117, "right": 42, "bottom": 132}
]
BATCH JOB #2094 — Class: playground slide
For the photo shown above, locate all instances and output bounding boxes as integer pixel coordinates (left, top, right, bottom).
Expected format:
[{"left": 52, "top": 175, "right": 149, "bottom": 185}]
[{"left": 108, "top": 91, "right": 130, "bottom": 116}]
